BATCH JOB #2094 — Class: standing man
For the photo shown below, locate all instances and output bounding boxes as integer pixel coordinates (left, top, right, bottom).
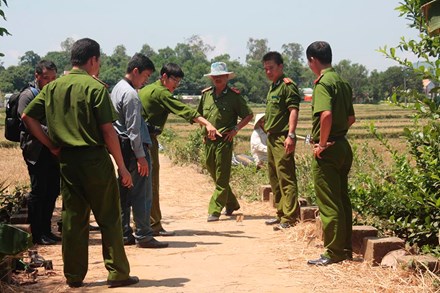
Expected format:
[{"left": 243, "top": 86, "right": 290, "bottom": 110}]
[
  {"left": 17, "top": 60, "right": 60, "bottom": 245},
  {"left": 198, "top": 62, "right": 253, "bottom": 222},
  {"left": 111, "top": 53, "right": 168, "bottom": 249},
  {"left": 139, "top": 63, "right": 220, "bottom": 234},
  {"left": 306, "top": 41, "right": 355, "bottom": 266},
  {"left": 262, "top": 51, "right": 301, "bottom": 231},
  {"left": 22, "top": 38, "right": 138, "bottom": 288}
]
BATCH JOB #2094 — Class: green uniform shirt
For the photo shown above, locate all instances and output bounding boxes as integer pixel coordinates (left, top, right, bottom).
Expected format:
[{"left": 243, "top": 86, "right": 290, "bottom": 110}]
[
  {"left": 264, "top": 75, "right": 301, "bottom": 133},
  {"left": 197, "top": 86, "right": 252, "bottom": 135},
  {"left": 311, "top": 68, "right": 354, "bottom": 141},
  {"left": 23, "top": 69, "right": 117, "bottom": 147},
  {"left": 139, "top": 80, "right": 199, "bottom": 130}
]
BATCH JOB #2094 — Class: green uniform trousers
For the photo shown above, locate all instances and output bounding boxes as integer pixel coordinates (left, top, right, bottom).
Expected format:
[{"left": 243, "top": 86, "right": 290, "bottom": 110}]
[
  {"left": 267, "top": 133, "right": 299, "bottom": 224},
  {"left": 312, "top": 139, "right": 353, "bottom": 261},
  {"left": 59, "top": 147, "right": 130, "bottom": 283},
  {"left": 205, "top": 138, "right": 240, "bottom": 216},
  {"left": 150, "top": 136, "right": 163, "bottom": 231}
]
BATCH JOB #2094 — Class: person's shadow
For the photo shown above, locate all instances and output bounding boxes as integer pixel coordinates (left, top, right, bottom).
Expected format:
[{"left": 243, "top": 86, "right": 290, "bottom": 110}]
[{"left": 87, "top": 277, "right": 190, "bottom": 288}]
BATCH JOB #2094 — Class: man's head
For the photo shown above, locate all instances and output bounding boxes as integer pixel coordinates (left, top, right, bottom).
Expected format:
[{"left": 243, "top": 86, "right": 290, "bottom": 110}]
[
  {"left": 126, "top": 53, "right": 155, "bottom": 89},
  {"left": 160, "top": 63, "right": 184, "bottom": 93},
  {"left": 262, "top": 51, "right": 284, "bottom": 83},
  {"left": 70, "top": 38, "right": 101, "bottom": 76},
  {"left": 204, "top": 62, "right": 235, "bottom": 90},
  {"left": 35, "top": 60, "right": 57, "bottom": 89},
  {"left": 306, "top": 41, "right": 332, "bottom": 76}
]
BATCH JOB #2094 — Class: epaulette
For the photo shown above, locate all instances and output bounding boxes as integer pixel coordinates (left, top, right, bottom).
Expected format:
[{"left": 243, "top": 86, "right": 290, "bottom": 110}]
[
  {"left": 92, "top": 75, "right": 109, "bottom": 88},
  {"left": 201, "top": 86, "right": 212, "bottom": 93},
  {"left": 314, "top": 74, "right": 324, "bottom": 84},
  {"left": 283, "top": 77, "right": 294, "bottom": 84},
  {"left": 230, "top": 87, "right": 240, "bottom": 94}
]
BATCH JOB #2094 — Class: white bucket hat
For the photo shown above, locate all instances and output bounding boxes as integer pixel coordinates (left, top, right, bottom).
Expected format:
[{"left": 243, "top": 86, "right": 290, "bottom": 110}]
[
  {"left": 204, "top": 62, "right": 236, "bottom": 80},
  {"left": 251, "top": 113, "right": 265, "bottom": 129}
]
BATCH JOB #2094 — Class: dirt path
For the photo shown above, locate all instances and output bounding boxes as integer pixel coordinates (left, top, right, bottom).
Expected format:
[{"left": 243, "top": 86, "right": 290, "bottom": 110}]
[{"left": 10, "top": 154, "right": 428, "bottom": 293}]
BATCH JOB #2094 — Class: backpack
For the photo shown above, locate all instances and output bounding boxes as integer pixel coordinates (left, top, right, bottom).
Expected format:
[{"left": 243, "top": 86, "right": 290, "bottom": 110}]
[{"left": 4, "top": 86, "right": 39, "bottom": 142}]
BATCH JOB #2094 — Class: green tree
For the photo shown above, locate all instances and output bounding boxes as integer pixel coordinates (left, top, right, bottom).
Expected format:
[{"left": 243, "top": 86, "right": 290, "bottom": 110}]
[
  {"left": 19, "top": 51, "right": 41, "bottom": 68},
  {"left": 43, "top": 51, "right": 70, "bottom": 73},
  {"left": 0, "top": 0, "right": 11, "bottom": 57},
  {"left": 334, "top": 59, "right": 369, "bottom": 103},
  {"left": 246, "top": 38, "right": 269, "bottom": 63}
]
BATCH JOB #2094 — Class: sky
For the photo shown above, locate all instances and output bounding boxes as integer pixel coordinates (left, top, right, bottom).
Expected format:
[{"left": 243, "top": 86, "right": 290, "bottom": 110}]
[{"left": 0, "top": 0, "right": 421, "bottom": 72}]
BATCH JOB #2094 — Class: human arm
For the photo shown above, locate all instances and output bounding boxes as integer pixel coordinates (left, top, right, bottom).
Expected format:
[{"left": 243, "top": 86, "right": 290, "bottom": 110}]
[
  {"left": 21, "top": 113, "right": 60, "bottom": 156},
  {"left": 348, "top": 115, "right": 356, "bottom": 127},
  {"left": 193, "top": 116, "right": 222, "bottom": 140},
  {"left": 100, "top": 122, "right": 133, "bottom": 187},
  {"left": 284, "top": 107, "right": 299, "bottom": 154},
  {"left": 223, "top": 113, "right": 253, "bottom": 142},
  {"left": 313, "top": 110, "right": 333, "bottom": 159}
]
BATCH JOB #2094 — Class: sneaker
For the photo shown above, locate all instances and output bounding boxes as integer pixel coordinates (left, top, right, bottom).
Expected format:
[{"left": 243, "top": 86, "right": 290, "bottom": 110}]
[
  {"left": 273, "top": 222, "right": 291, "bottom": 231},
  {"left": 207, "top": 215, "right": 220, "bottom": 222}
]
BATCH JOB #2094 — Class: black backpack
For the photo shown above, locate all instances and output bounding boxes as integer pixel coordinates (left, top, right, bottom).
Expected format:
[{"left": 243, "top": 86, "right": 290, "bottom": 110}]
[{"left": 4, "top": 86, "right": 39, "bottom": 142}]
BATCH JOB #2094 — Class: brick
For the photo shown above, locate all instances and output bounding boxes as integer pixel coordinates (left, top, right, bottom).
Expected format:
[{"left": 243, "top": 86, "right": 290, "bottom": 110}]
[
  {"left": 300, "top": 206, "right": 318, "bottom": 221},
  {"left": 10, "top": 213, "right": 28, "bottom": 224},
  {"left": 259, "top": 185, "right": 272, "bottom": 201},
  {"left": 397, "top": 255, "right": 440, "bottom": 273},
  {"left": 352, "top": 226, "right": 378, "bottom": 254},
  {"left": 362, "top": 237, "right": 405, "bottom": 265},
  {"left": 11, "top": 224, "right": 31, "bottom": 234},
  {"left": 269, "top": 192, "right": 276, "bottom": 208}
]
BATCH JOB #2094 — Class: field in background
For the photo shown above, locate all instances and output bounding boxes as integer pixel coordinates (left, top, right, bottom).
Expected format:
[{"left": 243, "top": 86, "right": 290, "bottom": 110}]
[{"left": 0, "top": 102, "right": 414, "bottom": 189}]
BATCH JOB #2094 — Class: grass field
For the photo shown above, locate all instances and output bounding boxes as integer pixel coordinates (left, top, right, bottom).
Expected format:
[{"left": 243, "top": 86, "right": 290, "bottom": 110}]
[{"left": 0, "top": 102, "right": 414, "bottom": 189}]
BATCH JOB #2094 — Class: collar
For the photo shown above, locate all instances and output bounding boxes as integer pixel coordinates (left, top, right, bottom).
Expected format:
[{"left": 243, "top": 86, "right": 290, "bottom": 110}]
[
  {"left": 272, "top": 74, "right": 285, "bottom": 88},
  {"left": 314, "top": 67, "right": 334, "bottom": 84},
  {"left": 123, "top": 77, "right": 134, "bottom": 89}
]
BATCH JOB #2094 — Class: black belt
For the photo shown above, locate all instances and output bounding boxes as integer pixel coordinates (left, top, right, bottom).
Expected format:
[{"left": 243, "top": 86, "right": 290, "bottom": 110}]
[{"left": 310, "top": 136, "right": 346, "bottom": 144}]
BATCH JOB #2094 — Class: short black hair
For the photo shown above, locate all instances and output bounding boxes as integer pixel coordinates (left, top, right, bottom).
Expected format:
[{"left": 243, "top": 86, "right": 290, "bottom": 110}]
[
  {"left": 160, "top": 63, "right": 184, "bottom": 79},
  {"left": 70, "top": 38, "right": 101, "bottom": 66},
  {"left": 126, "top": 53, "right": 155, "bottom": 74},
  {"left": 35, "top": 60, "right": 57, "bottom": 74},
  {"left": 306, "top": 41, "right": 332, "bottom": 64},
  {"left": 262, "top": 51, "right": 283, "bottom": 65}
]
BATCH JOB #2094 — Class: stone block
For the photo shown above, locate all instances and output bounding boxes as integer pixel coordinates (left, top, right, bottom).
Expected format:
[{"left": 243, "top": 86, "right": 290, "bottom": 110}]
[
  {"left": 269, "top": 192, "right": 276, "bottom": 208},
  {"left": 352, "top": 226, "right": 378, "bottom": 254},
  {"left": 10, "top": 213, "right": 28, "bottom": 224},
  {"left": 362, "top": 237, "right": 405, "bottom": 265},
  {"left": 397, "top": 255, "right": 440, "bottom": 273},
  {"left": 300, "top": 206, "right": 318, "bottom": 221},
  {"left": 260, "top": 185, "right": 272, "bottom": 201}
]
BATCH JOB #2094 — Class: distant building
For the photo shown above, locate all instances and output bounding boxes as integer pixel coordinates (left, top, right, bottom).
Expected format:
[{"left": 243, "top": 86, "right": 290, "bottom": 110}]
[
  {"left": 302, "top": 88, "right": 313, "bottom": 102},
  {"left": 423, "top": 79, "right": 436, "bottom": 98}
]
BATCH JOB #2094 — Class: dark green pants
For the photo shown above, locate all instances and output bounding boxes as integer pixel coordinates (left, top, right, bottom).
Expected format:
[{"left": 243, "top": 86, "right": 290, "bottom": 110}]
[
  {"left": 267, "top": 133, "right": 299, "bottom": 224},
  {"left": 205, "top": 139, "right": 240, "bottom": 216},
  {"left": 59, "top": 147, "right": 130, "bottom": 283},
  {"left": 149, "top": 136, "right": 163, "bottom": 232},
  {"left": 312, "top": 139, "right": 353, "bottom": 261}
]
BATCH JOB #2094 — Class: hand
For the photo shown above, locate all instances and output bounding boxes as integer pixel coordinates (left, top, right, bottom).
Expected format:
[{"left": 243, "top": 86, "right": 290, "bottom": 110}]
[
  {"left": 313, "top": 142, "right": 335, "bottom": 159},
  {"left": 284, "top": 136, "right": 296, "bottom": 154},
  {"left": 223, "top": 129, "right": 237, "bottom": 142},
  {"left": 206, "top": 124, "right": 221, "bottom": 141},
  {"left": 49, "top": 146, "right": 61, "bottom": 157},
  {"left": 137, "top": 157, "right": 149, "bottom": 177},
  {"left": 118, "top": 167, "right": 133, "bottom": 188}
]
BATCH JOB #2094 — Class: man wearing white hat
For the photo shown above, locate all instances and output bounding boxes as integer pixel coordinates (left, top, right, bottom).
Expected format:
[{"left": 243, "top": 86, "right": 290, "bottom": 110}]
[
  {"left": 250, "top": 113, "right": 268, "bottom": 168},
  {"left": 198, "top": 62, "right": 253, "bottom": 222}
]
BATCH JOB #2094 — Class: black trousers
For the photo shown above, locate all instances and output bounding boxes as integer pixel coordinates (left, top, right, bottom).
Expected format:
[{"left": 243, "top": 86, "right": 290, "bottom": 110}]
[{"left": 26, "top": 146, "right": 60, "bottom": 241}]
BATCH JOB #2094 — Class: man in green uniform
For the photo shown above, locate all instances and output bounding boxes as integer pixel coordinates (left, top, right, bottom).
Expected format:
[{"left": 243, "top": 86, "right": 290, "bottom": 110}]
[
  {"left": 22, "top": 38, "right": 138, "bottom": 288},
  {"left": 198, "top": 62, "right": 253, "bottom": 222},
  {"left": 139, "top": 63, "right": 220, "bottom": 234},
  {"left": 305, "top": 41, "right": 356, "bottom": 266},
  {"left": 262, "top": 51, "right": 301, "bottom": 231}
]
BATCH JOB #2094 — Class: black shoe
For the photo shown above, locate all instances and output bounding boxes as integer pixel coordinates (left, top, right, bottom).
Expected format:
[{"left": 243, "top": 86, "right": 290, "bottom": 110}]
[
  {"left": 34, "top": 235, "right": 56, "bottom": 245},
  {"left": 67, "top": 281, "right": 84, "bottom": 288},
  {"left": 265, "top": 218, "right": 280, "bottom": 225},
  {"left": 224, "top": 207, "right": 240, "bottom": 216},
  {"left": 107, "top": 276, "right": 139, "bottom": 288},
  {"left": 89, "top": 224, "right": 100, "bottom": 231},
  {"left": 137, "top": 238, "right": 168, "bottom": 248},
  {"left": 307, "top": 255, "right": 338, "bottom": 266},
  {"left": 273, "top": 222, "right": 291, "bottom": 231},
  {"left": 207, "top": 215, "right": 220, "bottom": 222},
  {"left": 124, "top": 236, "right": 136, "bottom": 246},
  {"left": 152, "top": 228, "right": 175, "bottom": 237},
  {"left": 45, "top": 232, "right": 61, "bottom": 242}
]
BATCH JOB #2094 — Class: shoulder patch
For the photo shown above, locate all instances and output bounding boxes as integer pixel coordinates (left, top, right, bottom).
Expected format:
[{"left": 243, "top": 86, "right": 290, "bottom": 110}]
[
  {"left": 201, "top": 86, "right": 213, "bottom": 94},
  {"left": 230, "top": 87, "right": 240, "bottom": 94},
  {"left": 283, "top": 77, "right": 293, "bottom": 84},
  {"left": 92, "top": 75, "right": 109, "bottom": 88}
]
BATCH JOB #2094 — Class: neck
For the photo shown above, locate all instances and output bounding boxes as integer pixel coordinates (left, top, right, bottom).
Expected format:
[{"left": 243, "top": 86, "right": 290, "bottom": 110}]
[{"left": 72, "top": 65, "right": 93, "bottom": 76}]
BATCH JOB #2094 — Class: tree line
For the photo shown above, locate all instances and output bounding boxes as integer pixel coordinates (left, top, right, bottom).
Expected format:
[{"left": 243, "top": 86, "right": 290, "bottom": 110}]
[{"left": 0, "top": 35, "right": 424, "bottom": 104}]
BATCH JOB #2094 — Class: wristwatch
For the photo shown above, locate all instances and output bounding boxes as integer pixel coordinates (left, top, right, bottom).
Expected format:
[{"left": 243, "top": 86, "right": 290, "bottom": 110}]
[{"left": 288, "top": 132, "right": 296, "bottom": 140}]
